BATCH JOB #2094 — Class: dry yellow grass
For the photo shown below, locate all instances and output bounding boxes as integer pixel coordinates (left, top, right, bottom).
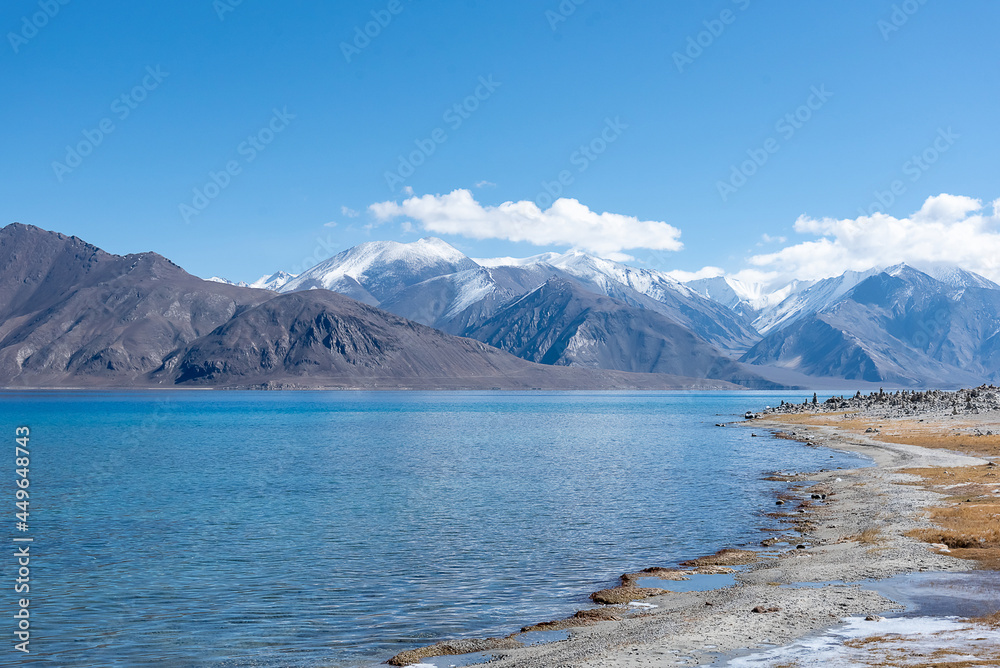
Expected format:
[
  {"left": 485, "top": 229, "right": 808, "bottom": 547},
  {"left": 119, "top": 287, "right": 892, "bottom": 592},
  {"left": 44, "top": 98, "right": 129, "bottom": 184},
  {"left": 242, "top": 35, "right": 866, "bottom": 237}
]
[
  {"left": 767, "top": 411, "right": 856, "bottom": 426},
  {"left": 876, "top": 426, "right": 1000, "bottom": 459},
  {"left": 625, "top": 567, "right": 690, "bottom": 582},
  {"left": 967, "top": 610, "right": 1000, "bottom": 628},
  {"left": 847, "top": 527, "right": 885, "bottom": 545},
  {"left": 770, "top": 412, "right": 1000, "bottom": 459},
  {"left": 767, "top": 413, "right": 1000, "bottom": 570},
  {"left": 842, "top": 632, "right": 1000, "bottom": 667},
  {"left": 898, "top": 464, "right": 1000, "bottom": 569},
  {"left": 843, "top": 634, "right": 897, "bottom": 648}
]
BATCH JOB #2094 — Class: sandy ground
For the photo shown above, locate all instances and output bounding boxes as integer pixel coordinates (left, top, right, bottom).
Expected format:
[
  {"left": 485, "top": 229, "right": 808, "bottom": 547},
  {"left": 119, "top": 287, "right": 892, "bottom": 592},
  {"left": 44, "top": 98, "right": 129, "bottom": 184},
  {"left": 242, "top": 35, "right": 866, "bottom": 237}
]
[{"left": 398, "top": 406, "right": 1000, "bottom": 668}]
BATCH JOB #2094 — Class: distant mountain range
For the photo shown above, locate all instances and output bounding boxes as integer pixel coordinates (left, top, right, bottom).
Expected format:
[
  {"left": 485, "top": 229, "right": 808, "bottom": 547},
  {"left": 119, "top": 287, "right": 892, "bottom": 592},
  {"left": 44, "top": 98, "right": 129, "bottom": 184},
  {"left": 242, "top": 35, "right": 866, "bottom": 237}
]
[
  {"left": 0, "top": 224, "right": 749, "bottom": 390},
  {"left": 740, "top": 265, "right": 1000, "bottom": 386},
  {"left": 7, "top": 222, "right": 1000, "bottom": 390},
  {"left": 220, "top": 235, "right": 1000, "bottom": 389}
]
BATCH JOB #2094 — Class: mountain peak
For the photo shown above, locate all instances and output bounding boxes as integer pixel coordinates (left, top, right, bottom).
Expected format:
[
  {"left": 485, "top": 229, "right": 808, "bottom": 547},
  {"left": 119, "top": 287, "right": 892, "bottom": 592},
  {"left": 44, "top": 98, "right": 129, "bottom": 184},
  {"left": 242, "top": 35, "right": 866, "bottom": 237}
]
[
  {"left": 922, "top": 265, "right": 1000, "bottom": 290},
  {"left": 249, "top": 270, "right": 297, "bottom": 291},
  {"left": 278, "top": 236, "right": 479, "bottom": 302}
]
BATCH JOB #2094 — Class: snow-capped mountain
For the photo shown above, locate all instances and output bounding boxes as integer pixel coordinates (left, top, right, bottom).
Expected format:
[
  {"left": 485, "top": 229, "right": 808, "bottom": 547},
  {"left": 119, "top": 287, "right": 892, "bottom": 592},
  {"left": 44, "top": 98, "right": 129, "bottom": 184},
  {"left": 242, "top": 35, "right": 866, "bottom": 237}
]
[
  {"left": 474, "top": 252, "right": 562, "bottom": 267},
  {"left": 245, "top": 239, "right": 757, "bottom": 352},
  {"left": 242, "top": 239, "right": 761, "bottom": 367},
  {"left": 749, "top": 268, "right": 885, "bottom": 335},
  {"left": 923, "top": 266, "right": 1000, "bottom": 291},
  {"left": 206, "top": 276, "right": 250, "bottom": 287},
  {"left": 741, "top": 264, "right": 1000, "bottom": 386},
  {"left": 687, "top": 264, "right": 1000, "bottom": 337},
  {"left": 463, "top": 277, "right": 776, "bottom": 387},
  {"left": 250, "top": 270, "right": 297, "bottom": 291},
  {"left": 278, "top": 238, "right": 479, "bottom": 304},
  {"left": 231, "top": 234, "right": 1000, "bottom": 386},
  {"left": 476, "top": 250, "right": 760, "bottom": 353},
  {"left": 685, "top": 276, "right": 810, "bottom": 321},
  {"left": 207, "top": 272, "right": 298, "bottom": 291}
]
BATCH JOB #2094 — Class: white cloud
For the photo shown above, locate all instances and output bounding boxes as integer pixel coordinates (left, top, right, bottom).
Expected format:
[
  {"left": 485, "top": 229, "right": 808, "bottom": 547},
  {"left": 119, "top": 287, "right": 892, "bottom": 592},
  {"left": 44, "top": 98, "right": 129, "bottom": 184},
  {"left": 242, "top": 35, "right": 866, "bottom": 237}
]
[
  {"left": 748, "top": 194, "right": 1000, "bottom": 285},
  {"left": 730, "top": 267, "right": 782, "bottom": 286},
  {"left": 340, "top": 206, "right": 360, "bottom": 218},
  {"left": 760, "top": 233, "right": 786, "bottom": 243},
  {"left": 369, "top": 189, "right": 683, "bottom": 256},
  {"left": 665, "top": 266, "right": 725, "bottom": 282},
  {"left": 474, "top": 180, "right": 497, "bottom": 189},
  {"left": 323, "top": 221, "right": 338, "bottom": 228}
]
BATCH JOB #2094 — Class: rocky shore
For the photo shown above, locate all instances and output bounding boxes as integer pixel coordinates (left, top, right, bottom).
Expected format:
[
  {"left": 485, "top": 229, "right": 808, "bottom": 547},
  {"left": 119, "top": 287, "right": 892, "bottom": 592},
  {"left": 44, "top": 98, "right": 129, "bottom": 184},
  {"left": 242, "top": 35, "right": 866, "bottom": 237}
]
[
  {"left": 753, "top": 385, "right": 1000, "bottom": 420},
  {"left": 387, "top": 388, "right": 1000, "bottom": 667}
]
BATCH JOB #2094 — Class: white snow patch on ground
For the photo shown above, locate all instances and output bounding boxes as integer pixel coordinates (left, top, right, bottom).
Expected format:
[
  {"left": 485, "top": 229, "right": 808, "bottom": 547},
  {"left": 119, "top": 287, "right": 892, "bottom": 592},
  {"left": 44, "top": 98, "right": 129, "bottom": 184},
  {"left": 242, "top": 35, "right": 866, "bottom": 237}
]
[{"left": 720, "top": 615, "right": 1000, "bottom": 667}]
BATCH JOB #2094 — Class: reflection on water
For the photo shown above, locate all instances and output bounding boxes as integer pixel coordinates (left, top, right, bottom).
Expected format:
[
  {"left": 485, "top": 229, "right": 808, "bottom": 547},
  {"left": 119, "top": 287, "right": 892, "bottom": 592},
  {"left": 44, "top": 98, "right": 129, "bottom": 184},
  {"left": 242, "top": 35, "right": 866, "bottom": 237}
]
[
  {"left": 1, "top": 391, "right": 868, "bottom": 667},
  {"left": 866, "top": 570, "right": 1000, "bottom": 618}
]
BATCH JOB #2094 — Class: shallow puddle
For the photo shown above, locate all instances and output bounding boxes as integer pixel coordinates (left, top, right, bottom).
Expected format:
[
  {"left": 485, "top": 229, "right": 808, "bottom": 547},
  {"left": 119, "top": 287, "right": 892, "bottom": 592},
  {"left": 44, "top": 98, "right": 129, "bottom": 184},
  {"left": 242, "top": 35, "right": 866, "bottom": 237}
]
[
  {"left": 781, "top": 570, "right": 1000, "bottom": 617},
  {"left": 412, "top": 651, "right": 494, "bottom": 668},
  {"left": 864, "top": 570, "right": 1000, "bottom": 618},
  {"left": 637, "top": 572, "right": 738, "bottom": 592}
]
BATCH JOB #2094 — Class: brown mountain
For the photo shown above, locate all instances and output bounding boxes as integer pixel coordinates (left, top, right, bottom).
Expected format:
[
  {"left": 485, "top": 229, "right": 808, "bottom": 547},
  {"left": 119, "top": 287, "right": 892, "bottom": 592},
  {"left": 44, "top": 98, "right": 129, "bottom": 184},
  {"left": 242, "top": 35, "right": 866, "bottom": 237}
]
[
  {"left": 0, "top": 223, "right": 275, "bottom": 385},
  {"left": 0, "top": 224, "right": 740, "bottom": 390}
]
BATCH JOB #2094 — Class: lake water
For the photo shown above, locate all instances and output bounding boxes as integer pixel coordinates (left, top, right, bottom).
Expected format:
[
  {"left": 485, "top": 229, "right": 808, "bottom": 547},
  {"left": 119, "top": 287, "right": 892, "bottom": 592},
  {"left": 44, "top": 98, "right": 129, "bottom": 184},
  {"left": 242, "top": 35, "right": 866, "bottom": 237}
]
[{"left": 0, "top": 391, "right": 868, "bottom": 667}]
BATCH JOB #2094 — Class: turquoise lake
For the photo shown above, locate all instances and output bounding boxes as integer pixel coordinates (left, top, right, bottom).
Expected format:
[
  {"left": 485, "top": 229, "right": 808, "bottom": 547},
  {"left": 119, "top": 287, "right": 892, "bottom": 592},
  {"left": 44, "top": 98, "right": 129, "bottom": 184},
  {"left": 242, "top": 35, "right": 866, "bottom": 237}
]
[{"left": 0, "top": 391, "right": 869, "bottom": 667}]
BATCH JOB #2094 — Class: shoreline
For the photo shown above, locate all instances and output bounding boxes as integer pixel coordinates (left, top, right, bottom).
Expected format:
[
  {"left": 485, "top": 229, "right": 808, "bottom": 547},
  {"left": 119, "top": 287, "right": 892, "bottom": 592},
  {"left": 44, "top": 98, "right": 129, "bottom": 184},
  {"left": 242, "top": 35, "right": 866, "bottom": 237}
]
[{"left": 392, "top": 397, "right": 1000, "bottom": 667}]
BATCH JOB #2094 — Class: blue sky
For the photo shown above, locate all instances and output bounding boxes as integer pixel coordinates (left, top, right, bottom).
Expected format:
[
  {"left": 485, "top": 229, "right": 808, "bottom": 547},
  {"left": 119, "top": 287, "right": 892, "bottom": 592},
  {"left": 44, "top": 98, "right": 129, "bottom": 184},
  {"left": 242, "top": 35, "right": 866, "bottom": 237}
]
[{"left": 1, "top": 1, "right": 998, "bottom": 284}]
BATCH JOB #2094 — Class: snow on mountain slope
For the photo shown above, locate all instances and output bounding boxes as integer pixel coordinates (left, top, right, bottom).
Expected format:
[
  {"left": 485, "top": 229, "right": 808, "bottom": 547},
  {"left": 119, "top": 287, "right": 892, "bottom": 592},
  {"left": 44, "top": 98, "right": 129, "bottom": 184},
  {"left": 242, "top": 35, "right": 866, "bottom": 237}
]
[
  {"left": 546, "top": 250, "right": 694, "bottom": 299},
  {"left": 482, "top": 250, "right": 760, "bottom": 352},
  {"left": 279, "top": 237, "right": 479, "bottom": 302},
  {"left": 377, "top": 264, "right": 559, "bottom": 333},
  {"left": 483, "top": 249, "right": 705, "bottom": 307},
  {"left": 741, "top": 266, "right": 1000, "bottom": 386},
  {"left": 474, "top": 252, "right": 562, "bottom": 267},
  {"left": 250, "top": 270, "right": 296, "bottom": 291},
  {"left": 752, "top": 267, "right": 884, "bottom": 334},
  {"left": 685, "top": 276, "right": 810, "bottom": 320},
  {"left": 923, "top": 266, "right": 1000, "bottom": 290},
  {"left": 685, "top": 277, "right": 747, "bottom": 313},
  {"left": 206, "top": 276, "right": 249, "bottom": 287},
  {"left": 690, "top": 263, "right": 999, "bottom": 337}
]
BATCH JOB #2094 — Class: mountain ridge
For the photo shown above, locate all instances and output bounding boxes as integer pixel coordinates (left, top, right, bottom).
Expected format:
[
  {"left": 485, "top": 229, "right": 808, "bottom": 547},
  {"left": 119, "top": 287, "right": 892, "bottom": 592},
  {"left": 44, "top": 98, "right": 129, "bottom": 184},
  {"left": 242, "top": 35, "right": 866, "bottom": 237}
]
[
  {"left": 0, "top": 224, "right": 745, "bottom": 390},
  {"left": 208, "top": 235, "right": 1000, "bottom": 388}
]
